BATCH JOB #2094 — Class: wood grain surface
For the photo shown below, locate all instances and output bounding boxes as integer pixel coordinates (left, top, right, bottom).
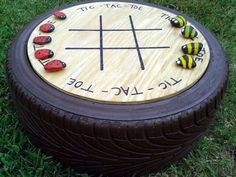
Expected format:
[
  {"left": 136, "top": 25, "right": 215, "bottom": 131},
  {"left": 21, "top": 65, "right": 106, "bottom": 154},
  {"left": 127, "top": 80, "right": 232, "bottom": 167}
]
[{"left": 27, "top": 1, "right": 210, "bottom": 103}]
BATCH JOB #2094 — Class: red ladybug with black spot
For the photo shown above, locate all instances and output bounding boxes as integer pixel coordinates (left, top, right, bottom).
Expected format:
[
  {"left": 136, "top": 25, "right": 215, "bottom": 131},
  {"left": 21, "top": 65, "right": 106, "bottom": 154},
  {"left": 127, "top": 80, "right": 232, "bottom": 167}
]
[
  {"left": 35, "top": 49, "right": 54, "bottom": 60},
  {"left": 39, "top": 23, "right": 55, "bottom": 33},
  {"left": 53, "top": 11, "right": 67, "bottom": 20},
  {"left": 44, "top": 60, "right": 66, "bottom": 72},
  {"left": 33, "top": 36, "right": 52, "bottom": 45}
]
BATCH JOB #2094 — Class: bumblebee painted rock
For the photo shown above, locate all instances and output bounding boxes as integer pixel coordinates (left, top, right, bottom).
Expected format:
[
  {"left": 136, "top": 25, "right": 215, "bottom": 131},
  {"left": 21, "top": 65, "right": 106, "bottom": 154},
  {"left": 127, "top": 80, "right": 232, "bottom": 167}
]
[
  {"left": 35, "top": 49, "right": 54, "bottom": 60},
  {"left": 176, "top": 55, "right": 196, "bottom": 69},
  {"left": 33, "top": 36, "right": 52, "bottom": 45},
  {"left": 44, "top": 60, "right": 66, "bottom": 72},
  {"left": 182, "top": 42, "right": 203, "bottom": 55},
  {"left": 170, "top": 15, "right": 187, "bottom": 28},
  {"left": 181, "top": 25, "right": 198, "bottom": 39},
  {"left": 39, "top": 23, "right": 55, "bottom": 33},
  {"left": 53, "top": 11, "right": 67, "bottom": 20}
]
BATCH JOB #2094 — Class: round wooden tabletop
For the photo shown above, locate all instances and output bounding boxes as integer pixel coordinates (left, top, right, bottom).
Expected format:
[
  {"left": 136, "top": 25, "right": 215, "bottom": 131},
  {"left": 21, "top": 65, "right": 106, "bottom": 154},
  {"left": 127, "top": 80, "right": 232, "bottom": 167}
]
[{"left": 27, "top": 1, "right": 210, "bottom": 104}]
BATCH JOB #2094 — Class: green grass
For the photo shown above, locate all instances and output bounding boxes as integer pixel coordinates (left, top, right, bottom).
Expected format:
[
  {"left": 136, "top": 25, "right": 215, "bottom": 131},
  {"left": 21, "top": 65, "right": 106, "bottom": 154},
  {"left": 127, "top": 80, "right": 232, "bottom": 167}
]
[{"left": 0, "top": 0, "right": 235, "bottom": 176}]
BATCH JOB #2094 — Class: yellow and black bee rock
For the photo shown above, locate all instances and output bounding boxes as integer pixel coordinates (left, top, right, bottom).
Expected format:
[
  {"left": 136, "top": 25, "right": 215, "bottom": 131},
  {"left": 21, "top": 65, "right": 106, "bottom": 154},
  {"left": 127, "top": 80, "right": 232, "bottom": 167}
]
[
  {"left": 170, "top": 15, "right": 187, "bottom": 28},
  {"left": 176, "top": 55, "right": 196, "bottom": 69},
  {"left": 182, "top": 42, "right": 203, "bottom": 55},
  {"left": 181, "top": 25, "right": 198, "bottom": 39}
]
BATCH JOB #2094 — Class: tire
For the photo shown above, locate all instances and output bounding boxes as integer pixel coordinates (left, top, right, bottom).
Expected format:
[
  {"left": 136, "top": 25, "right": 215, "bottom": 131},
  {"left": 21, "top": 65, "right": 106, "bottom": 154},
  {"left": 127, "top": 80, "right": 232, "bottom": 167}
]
[{"left": 6, "top": 1, "right": 228, "bottom": 177}]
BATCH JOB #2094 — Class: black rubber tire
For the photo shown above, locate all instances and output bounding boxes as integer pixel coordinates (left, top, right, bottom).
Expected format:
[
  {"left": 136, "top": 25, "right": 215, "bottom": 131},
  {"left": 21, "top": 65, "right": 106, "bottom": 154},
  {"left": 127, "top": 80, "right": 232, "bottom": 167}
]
[{"left": 6, "top": 1, "right": 228, "bottom": 176}]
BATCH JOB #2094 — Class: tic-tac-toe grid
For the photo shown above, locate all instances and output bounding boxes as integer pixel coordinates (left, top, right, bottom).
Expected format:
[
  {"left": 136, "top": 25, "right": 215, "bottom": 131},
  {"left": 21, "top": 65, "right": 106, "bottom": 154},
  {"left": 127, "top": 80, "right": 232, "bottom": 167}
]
[
  {"left": 65, "top": 15, "right": 170, "bottom": 71},
  {"left": 27, "top": 2, "right": 210, "bottom": 103}
]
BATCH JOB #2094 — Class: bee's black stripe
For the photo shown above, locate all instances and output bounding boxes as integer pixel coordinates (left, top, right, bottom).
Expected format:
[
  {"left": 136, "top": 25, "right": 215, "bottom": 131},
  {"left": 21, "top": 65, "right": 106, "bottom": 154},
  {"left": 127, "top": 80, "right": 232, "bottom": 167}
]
[
  {"left": 189, "top": 26, "right": 194, "bottom": 31},
  {"left": 183, "top": 55, "right": 189, "bottom": 64},
  {"left": 191, "top": 43, "right": 195, "bottom": 55},
  {"left": 189, "top": 26, "right": 194, "bottom": 38}
]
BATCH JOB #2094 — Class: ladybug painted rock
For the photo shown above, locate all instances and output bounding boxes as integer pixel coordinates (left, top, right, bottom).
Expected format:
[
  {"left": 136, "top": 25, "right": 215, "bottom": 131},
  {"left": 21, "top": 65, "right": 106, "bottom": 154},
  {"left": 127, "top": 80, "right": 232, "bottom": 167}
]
[
  {"left": 33, "top": 36, "right": 52, "bottom": 45},
  {"left": 34, "top": 49, "right": 54, "bottom": 60},
  {"left": 39, "top": 23, "right": 55, "bottom": 33},
  {"left": 44, "top": 60, "right": 66, "bottom": 72},
  {"left": 53, "top": 11, "right": 67, "bottom": 20}
]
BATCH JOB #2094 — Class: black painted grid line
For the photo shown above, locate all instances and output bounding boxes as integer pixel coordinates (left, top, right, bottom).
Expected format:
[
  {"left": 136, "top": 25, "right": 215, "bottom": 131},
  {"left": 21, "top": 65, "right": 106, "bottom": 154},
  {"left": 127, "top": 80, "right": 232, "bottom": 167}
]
[
  {"left": 69, "top": 28, "right": 162, "bottom": 32},
  {"left": 99, "top": 15, "right": 104, "bottom": 71},
  {"left": 65, "top": 46, "right": 170, "bottom": 50},
  {"left": 129, "top": 15, "right": 145, "bottom": 70}
]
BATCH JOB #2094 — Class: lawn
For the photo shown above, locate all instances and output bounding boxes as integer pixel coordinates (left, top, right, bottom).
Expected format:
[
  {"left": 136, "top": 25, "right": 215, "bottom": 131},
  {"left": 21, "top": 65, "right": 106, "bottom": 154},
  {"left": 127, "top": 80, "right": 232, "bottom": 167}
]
[{"left": 0, "top": 0, "right": 235, "bottom": 176}]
